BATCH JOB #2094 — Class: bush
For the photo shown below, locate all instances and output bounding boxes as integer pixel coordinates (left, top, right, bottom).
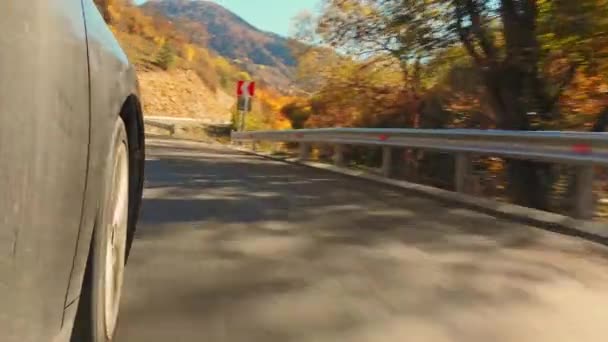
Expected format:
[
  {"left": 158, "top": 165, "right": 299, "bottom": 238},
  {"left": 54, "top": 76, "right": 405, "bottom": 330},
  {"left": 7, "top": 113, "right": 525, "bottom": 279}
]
[{"left": 280, "top": 102, "right": 311, "bottom": 129}]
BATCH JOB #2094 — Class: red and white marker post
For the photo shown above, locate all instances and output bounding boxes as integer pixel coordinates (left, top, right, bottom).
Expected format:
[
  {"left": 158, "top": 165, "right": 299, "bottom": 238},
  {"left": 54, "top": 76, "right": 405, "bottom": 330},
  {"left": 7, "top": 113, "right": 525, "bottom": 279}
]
[{"left": 236, "top": 80, "right": 255, "bottom": 131}]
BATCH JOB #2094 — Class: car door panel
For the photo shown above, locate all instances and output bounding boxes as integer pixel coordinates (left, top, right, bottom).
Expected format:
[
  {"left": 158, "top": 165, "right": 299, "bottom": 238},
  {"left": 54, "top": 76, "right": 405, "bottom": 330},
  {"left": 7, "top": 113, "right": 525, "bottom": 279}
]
[{"left": 0, "top": 1, "right": 90, "bottom": 341}]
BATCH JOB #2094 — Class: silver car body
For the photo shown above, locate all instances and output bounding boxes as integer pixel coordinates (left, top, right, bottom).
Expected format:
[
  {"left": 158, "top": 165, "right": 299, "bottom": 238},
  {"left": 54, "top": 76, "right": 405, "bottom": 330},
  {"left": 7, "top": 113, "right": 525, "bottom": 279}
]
[{"left": 0, "top": 1, "right": 144, "bottom": 341}]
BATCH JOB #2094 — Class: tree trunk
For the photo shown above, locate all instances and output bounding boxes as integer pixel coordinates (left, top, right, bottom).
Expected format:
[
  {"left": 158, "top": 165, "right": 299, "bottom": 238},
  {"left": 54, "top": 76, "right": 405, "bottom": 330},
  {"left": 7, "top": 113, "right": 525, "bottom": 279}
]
[
  {"left": 592, "top": 107, "right": 608, "bottom": 132},
  {"left": 395, "top": 59, "right": 426, "bottom": 181},
  {"left": 482, "top": 66, "right": 553, "bottom": 210}
]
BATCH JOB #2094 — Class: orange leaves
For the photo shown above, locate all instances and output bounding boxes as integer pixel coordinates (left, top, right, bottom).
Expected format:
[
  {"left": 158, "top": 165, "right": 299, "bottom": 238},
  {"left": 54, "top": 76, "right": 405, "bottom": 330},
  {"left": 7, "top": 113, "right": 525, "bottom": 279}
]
[
  {"left": 446, "top": 93, "right": 481, "bottom": 114},
  {"left": 272, "top": 114, "right": 293, "bottom": 130},
  {"left": 561, "top": 71, "right": 608, "bottom": 116}
]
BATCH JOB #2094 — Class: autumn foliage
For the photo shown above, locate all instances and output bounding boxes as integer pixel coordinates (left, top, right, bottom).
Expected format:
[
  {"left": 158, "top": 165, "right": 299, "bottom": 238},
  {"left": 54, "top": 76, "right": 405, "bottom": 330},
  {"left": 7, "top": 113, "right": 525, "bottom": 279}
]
[
  {"left": 93, "top": 0, "right": 292, "bottom": 129},
  {"left": 285, "top": 0, "right": 608, "bottom": 210}
]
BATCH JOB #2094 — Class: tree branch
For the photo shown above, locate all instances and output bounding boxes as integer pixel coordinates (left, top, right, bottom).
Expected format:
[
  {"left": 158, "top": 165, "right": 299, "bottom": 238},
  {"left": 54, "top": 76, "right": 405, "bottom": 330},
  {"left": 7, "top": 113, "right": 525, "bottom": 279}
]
[
  {"left": 464, "top": 0, "right": 498, "bottom": 62},
  {"left": 455, "top": 2, "right": 485, "bottom": 65},
  {"left": 541, "top": 63, "right": 578, "bottom": 116}
]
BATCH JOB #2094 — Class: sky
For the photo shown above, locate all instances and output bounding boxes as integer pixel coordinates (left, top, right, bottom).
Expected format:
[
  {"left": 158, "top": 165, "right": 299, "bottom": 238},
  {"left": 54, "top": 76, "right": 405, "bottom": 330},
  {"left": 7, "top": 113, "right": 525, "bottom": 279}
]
[{"left": 135, "top": 0, "right": 320, "bottom": 37}]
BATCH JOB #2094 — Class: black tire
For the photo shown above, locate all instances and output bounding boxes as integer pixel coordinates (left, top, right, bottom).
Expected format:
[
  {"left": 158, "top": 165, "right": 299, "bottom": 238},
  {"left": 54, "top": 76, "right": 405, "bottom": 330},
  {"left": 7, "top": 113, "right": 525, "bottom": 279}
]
[{"left": 72, "top": 118, "right": 132, "bottom": 342}]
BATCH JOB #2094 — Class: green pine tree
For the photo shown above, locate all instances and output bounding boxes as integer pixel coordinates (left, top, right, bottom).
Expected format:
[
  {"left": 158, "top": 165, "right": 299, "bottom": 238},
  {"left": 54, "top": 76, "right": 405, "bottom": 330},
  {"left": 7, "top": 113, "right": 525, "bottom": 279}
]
[{"left": 155, "top": 43, "right": 175, "bottom": 70}]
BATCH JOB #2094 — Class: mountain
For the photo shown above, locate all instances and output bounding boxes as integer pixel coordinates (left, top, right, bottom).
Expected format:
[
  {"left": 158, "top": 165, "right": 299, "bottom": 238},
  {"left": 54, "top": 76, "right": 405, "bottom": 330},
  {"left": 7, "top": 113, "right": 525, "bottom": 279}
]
[{"left": 142, "top": 0, "right": 296, "bottom": 72}]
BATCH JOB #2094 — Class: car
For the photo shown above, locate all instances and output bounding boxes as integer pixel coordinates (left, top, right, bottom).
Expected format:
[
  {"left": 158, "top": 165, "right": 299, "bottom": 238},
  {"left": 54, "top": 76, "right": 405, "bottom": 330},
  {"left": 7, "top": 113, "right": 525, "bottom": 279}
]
[{"left": 0, "top": 1, "right": 145, "bottom": 341}]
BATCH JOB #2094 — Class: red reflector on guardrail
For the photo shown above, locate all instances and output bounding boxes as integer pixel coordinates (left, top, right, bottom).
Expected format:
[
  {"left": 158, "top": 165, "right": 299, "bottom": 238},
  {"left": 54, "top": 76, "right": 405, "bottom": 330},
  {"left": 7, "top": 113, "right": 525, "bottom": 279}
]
[
  {"left": 379, "top": 134, "right": 390, "bottom": 141},
  {"left": 572, "top": 144, "right": 592, "bottom": 154}
]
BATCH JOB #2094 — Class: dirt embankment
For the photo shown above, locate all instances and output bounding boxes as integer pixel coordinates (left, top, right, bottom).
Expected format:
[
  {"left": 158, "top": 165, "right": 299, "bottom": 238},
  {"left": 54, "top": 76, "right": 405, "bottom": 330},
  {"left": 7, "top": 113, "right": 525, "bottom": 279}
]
[{"left": 138, "top": 69, "right": 234, "bottom": 123}]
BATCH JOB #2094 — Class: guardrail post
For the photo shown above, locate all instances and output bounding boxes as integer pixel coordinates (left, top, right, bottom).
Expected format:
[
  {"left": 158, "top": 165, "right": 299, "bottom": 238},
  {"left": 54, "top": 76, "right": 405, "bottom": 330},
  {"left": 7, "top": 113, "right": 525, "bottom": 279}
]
[
  {"left": 299, "top": 142, "right": 310, "bottom": 161},
  {"left": 574, "top": 165, "right": 595, "bottom": 220},
  {"left": 334, "top": 144, "right": 346, "bottom": 167},
  {"left": 274, "top": 142, "right": 284, "bottom": 155},
  {"left": 382, "top": 146, "right": 393, "bottom": 178},
  {"left": 455, "top": 153, "right": 471, "bottom": 193},
  {"left": 251, "top": 140, "right": 258, "bottom": 151}
]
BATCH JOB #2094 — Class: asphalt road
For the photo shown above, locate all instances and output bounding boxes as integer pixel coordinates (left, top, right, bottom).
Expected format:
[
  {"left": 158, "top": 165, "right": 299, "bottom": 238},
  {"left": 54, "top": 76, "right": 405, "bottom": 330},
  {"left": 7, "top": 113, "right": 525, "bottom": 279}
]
[{"left": 116, "top": 138, "right": 608, "bottom": 342}]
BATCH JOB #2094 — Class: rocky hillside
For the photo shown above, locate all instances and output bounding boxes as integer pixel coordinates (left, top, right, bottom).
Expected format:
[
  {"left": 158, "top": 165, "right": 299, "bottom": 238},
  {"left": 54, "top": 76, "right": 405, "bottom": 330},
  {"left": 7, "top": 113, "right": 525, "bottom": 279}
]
[
  {"left": 93, "top": 0, "right": 295, "bottom": 129},
  {"left": 138, "top": 69, "right": 233, "bottom": 122},
  {"left": 142, "top": 0, "right": 298, "bottom": 92}
]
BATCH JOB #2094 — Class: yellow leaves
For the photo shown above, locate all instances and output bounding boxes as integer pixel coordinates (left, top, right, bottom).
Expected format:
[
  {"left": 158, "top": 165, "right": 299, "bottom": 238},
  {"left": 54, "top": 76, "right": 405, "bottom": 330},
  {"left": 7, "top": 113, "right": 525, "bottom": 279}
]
[
  {"left": 487, "top": 158, "right": 505, "bottom": 173},
  {"left": 360, "top": 4, "right": 374, "bottom": 16},
  {"left": 154, "top": 36, "right": 166, "bottom": 47},
  {"left": 184, "top": 44, "right": 196, "bottom": 62},
  {"left": 213, "top": 57, "right": 232, "bottom": 72},
  {"left": 337, "top": 0, "right": 355, "bottom": 11},
  {"left": 236, "top": 71, "right": 252, "bottom": 81},
  {"left": 107, "top": 3, "right": 121, "bottom": 22}
]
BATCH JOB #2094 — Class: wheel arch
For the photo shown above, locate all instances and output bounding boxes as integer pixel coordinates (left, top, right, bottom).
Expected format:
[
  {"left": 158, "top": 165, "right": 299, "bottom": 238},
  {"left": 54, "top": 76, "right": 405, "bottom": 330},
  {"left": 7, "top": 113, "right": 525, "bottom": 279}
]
[{"left": 118, "top": 94, "right": 145, "bottom": 255}]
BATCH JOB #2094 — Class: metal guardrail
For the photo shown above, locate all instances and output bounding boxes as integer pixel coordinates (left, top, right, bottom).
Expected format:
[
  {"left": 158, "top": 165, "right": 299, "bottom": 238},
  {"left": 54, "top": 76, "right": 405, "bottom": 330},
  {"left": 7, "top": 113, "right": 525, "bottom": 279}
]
[
  {"left": 144, "top": 119, "right": 176, "bottom": 134},
  {"left": 232, "top": 128, "right": 608, "bottom": 220},
  {"left": 144, "top": 116, "right": 233, "bottom": 137},
  {"left": 144, "top": 116, "right": 231, "bottom": 125}
]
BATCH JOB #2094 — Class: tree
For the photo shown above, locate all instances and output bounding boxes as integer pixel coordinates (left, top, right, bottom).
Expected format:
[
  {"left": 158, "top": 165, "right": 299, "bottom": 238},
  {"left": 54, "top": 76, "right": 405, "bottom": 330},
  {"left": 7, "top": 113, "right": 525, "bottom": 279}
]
[
  {"left": 281, "top": 102, "right": 312, "bottom": 129},
  {"left": 313, "top": 0, "right": 608, "bottom": 209},
  {"left": 450, "top": 0, "right": 608, "bottom": 207},
  {"left": 593, "top": 106, "right": 608, "bottom": 132},
  {"left": 155, "top": 43, "right": 175, "bottom": 70},
  {"left": 318, "top": 0, "right": 445, "bottom": 115}
]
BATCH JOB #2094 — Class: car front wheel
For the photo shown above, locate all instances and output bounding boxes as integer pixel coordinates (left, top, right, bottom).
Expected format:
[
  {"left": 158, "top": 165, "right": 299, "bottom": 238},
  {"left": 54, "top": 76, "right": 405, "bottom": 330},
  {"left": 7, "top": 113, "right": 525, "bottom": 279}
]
[{"left": 72, "top": 118, "right": 130, "bottom": 342}]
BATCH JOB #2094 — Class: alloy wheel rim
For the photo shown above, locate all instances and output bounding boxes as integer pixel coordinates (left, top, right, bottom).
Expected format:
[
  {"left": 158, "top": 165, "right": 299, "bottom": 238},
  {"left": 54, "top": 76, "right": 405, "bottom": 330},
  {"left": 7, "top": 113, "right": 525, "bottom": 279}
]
[{"left": 104, "top": 142, "right": 129, "bottom": 338}]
